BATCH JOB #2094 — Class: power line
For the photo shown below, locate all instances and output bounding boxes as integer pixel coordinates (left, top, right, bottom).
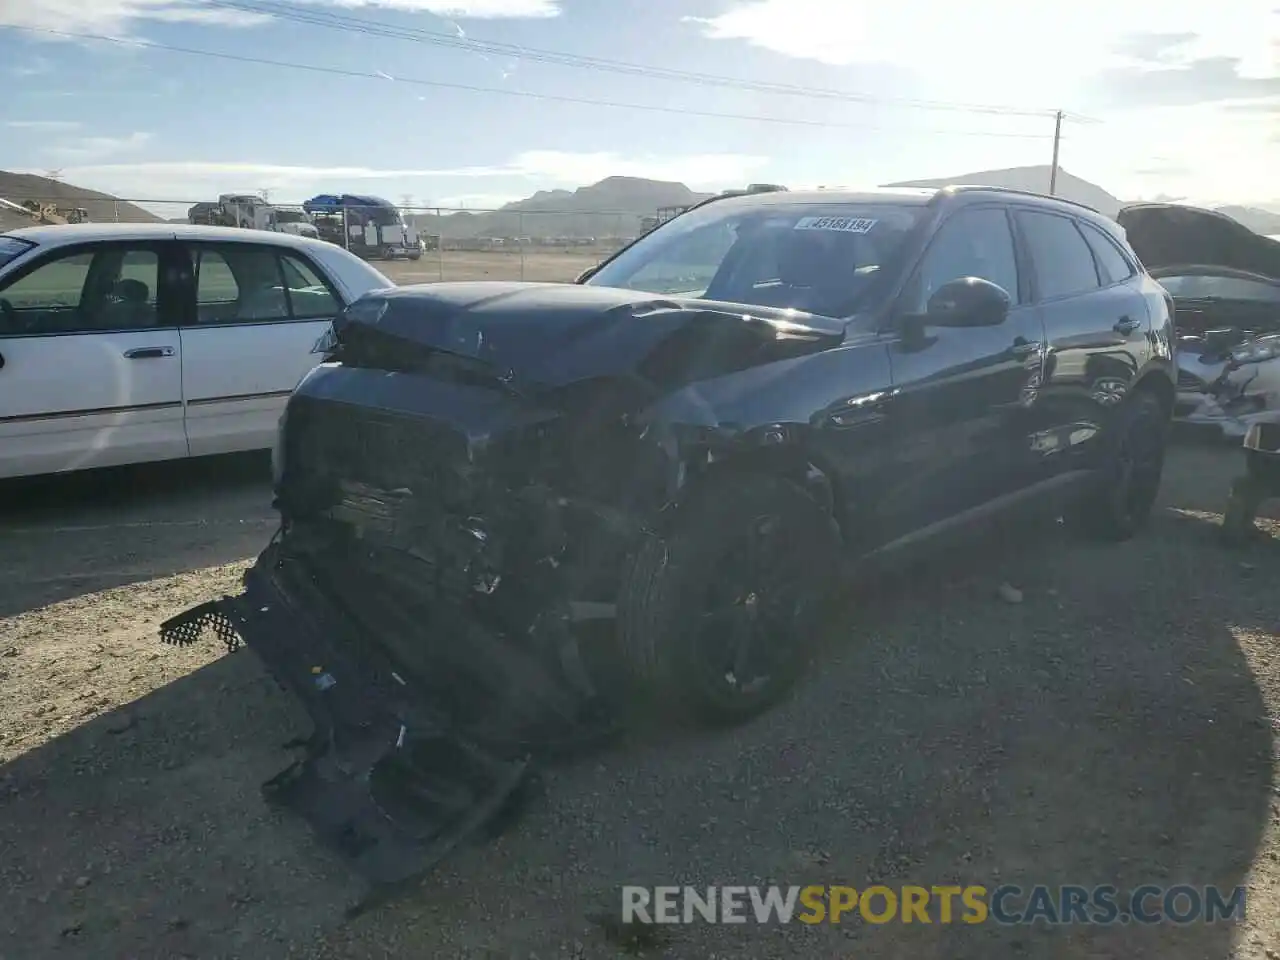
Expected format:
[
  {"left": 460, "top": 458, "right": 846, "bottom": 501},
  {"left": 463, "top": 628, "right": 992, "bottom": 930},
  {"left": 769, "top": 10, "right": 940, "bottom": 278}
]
[
  {"left": 5, "top": 25, "right": 1061, "bottom": 140},
  {"left": 207, "top": 0, "right": 1091, "bottom": 122}
]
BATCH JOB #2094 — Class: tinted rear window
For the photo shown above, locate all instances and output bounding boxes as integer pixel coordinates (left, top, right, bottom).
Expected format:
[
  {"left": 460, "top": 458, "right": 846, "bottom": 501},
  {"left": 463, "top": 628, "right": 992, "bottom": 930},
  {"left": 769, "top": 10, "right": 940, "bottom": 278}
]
[
  {"left": 1079, "top": 221, "right": 1135, "bottom": 285},
  {"left": 1016, "top": 211, "right": 1101, "bottom": 300}
]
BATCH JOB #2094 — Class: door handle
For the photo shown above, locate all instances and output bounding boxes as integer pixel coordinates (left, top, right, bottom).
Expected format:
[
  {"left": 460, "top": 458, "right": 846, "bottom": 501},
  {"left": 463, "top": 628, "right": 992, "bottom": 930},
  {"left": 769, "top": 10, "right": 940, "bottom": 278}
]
[
  {"left": 1113, "top": 316, "right": 1142, "bottom": 335},
  {"left": 123, "top": 346, "right": 175, "bottom": 359},
  {"left": 0, "top": 350, "right": 5, "bottom": 370},
  {"left": 1010, "top": 338, "right": 1041, "bottom": 359}
]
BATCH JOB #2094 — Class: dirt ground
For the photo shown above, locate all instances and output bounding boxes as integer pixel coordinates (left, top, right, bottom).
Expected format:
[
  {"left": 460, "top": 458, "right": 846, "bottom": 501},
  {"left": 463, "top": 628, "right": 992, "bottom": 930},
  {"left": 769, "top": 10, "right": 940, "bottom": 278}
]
[
  {"left": 2, "top": 442, "right": 1280, "bottom": 960},
  {"left": 380, "top": 249, "right": 606, "bottom": 285}
]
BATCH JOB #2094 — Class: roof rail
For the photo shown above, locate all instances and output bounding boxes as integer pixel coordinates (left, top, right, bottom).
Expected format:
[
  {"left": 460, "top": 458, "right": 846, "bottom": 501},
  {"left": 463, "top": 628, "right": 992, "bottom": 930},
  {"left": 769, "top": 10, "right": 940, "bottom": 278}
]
[{"left": 941, "top": 183, "right": 1101, "bottom": 215}]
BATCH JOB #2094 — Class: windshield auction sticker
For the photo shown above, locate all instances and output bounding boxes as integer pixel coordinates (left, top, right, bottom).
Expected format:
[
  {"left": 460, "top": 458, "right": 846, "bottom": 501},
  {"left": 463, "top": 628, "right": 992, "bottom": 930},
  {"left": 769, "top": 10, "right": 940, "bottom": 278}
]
[{"left": 793, "top": 216, "right": 878, "bottom": 233}]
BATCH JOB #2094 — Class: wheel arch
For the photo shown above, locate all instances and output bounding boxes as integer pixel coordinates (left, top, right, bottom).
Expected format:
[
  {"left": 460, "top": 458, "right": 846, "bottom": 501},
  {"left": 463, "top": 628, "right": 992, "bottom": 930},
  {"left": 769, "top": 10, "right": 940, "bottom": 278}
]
[
  {"left": 1131, "top": 367, "right": 1175, "bottom": 421},
  {"left": 666, "top": 431, "right": 842, "bottom": 544}
]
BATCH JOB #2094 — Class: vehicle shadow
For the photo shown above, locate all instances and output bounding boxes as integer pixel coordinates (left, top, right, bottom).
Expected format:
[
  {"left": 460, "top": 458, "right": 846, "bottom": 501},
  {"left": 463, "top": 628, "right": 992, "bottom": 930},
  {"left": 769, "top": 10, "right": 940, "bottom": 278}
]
[
  {"left": 0, "top": 456, "right": 1273, "bottom": 960},
  {"left": 0, "top": 653, "right": 364, "bottom": 959},
  {"left": 0, "top": 453, "right": 275, "bottom": 619}
]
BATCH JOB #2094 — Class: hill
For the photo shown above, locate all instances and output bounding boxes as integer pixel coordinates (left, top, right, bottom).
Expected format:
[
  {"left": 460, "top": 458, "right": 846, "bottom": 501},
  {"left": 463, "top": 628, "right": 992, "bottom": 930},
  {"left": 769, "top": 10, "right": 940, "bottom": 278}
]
[
  {"left": 408, "top": 176, "right": 713, "bottom": 240},
  {"left": 0, "top": 171, "right": 162, "bottom": 229},
  {"left": 1214, "top": 205, "right": 1280, "bottom": 237},
  {"left": 883, "top": 165, "right": 1125, "bottom": 217}
]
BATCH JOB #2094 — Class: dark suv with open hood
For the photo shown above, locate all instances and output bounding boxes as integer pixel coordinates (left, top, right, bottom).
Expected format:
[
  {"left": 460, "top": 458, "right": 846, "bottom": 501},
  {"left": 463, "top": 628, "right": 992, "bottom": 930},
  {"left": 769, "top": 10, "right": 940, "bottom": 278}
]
[
  {"left": 162, "top": 184, "right": 1176, "bottom": 890},
  {"left": 1117, "top": 202, "right": 1280, "bottom": 436}
]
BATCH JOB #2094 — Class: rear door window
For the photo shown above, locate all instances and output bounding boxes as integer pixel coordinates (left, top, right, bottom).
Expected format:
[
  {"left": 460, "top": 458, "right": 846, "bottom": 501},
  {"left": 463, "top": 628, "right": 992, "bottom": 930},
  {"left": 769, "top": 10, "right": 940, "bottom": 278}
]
[
  {"left": 190, "top": 244, "right": 340, "bottom": 323},
  {"left": 1016, "top": 210, "right": 1102, "bottom": 300},
  {"left": 192, "top": 244, "right": 288, "bottom": 324}
]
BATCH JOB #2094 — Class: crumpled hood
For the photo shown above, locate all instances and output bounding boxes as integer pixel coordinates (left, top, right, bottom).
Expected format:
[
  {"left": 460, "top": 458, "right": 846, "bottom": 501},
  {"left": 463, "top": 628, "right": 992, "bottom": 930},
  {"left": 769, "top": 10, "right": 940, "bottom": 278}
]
[
  {"left": 1117, "top": 203, "right": 1280, "bottom": 280},
  {"left": 332, "top": 281, "right": 846, "bottom": 391}
]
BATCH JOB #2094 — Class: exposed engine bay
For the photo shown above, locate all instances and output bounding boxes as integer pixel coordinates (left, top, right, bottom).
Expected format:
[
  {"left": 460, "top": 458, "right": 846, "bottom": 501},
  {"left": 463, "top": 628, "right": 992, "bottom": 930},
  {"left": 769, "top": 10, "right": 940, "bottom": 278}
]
[{"left": 1117, "top": 203, "right": 1280, "bottom": 437}]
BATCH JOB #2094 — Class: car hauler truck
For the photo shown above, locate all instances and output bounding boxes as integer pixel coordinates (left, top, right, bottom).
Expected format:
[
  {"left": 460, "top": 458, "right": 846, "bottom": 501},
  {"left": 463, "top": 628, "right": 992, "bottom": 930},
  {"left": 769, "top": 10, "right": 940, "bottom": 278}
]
[
  {"left": 302, "top": 194, "right": 422, "bottom": 260},
  {"left": 187, "top": 195, "right": 319, "bottom": 238}
]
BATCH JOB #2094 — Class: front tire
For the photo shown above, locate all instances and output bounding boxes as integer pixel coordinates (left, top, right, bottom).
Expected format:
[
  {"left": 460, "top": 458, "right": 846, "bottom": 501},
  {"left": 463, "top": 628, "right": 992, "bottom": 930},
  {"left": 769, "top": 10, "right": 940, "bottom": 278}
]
[
  {"left": 617, "top": 473, "right": 841, "bottom": 724},
  {"left": 1066, "top": 391, "right": 1168, "bottom": 541}
]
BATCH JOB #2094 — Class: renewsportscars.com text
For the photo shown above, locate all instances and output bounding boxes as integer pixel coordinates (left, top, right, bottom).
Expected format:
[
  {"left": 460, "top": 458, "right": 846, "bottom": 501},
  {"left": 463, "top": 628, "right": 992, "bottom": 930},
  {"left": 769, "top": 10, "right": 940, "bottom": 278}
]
[{"left": 621, "top": 884, "right": 1246, "bottom": 926}]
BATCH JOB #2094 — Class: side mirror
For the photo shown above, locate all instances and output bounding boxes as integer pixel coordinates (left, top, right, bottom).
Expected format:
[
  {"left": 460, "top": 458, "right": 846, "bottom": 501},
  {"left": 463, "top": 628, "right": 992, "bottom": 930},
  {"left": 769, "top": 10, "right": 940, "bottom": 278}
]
[
  {"left": 575, "top": 265, "right": 598, "bottom": 284},
  {"left": 925, "top": 276, "right": 1011, "bottom": 327}
]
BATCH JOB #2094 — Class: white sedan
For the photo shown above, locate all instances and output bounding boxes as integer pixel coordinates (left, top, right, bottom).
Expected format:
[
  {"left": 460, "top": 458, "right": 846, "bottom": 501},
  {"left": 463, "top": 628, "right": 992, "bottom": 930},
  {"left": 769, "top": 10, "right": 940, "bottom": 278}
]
[{"left": 0, "top": 223, "right": 395, "bottom": 480}]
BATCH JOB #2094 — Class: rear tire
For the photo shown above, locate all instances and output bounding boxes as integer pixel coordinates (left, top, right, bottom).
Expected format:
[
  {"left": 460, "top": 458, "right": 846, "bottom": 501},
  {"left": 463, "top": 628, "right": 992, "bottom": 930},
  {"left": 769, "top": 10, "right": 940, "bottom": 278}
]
[
  {"left": 616, "top": 473, "right": 841, "bottom": 724},
  {"left": 1065, "top": 391, "right": 1168, "bottom": 542}
]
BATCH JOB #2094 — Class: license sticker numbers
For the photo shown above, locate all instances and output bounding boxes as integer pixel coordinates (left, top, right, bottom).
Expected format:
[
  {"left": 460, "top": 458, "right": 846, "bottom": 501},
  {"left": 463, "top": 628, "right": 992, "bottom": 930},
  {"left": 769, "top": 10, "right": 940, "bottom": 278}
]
[{"left": 794, "top": 215, "right": 878, "bottom": 234}]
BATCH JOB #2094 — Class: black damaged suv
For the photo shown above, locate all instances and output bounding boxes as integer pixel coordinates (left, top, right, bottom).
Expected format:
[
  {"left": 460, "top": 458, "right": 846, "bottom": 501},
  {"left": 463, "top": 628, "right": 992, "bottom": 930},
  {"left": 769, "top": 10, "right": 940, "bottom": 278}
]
[{"left": 164, "top": 185, "right": 1176, "bottom": 886}]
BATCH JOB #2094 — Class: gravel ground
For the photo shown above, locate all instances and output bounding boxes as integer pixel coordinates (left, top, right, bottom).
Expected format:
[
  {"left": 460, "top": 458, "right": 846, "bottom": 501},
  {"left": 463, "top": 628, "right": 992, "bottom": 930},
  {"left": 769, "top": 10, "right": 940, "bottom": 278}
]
[{"left": 1, "top": 445, "right": 1279, "bottom": 960}]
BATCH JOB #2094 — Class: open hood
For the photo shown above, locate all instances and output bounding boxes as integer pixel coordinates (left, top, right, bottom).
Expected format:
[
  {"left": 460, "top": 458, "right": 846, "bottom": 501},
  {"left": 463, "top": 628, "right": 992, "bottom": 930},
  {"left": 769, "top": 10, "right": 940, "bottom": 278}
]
[
  {"left": 331, "top": 281, "right": 845, "bottom": 391},
  {"left": 1117, "top": 203, "right": 1280, "bottom": 281}
]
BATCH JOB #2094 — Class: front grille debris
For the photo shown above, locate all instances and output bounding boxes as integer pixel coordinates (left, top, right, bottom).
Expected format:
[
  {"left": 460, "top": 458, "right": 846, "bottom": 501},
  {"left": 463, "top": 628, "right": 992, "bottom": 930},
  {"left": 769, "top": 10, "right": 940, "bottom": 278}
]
[{"left": 159, "top": 601, "right": 243, "bottom": 654}]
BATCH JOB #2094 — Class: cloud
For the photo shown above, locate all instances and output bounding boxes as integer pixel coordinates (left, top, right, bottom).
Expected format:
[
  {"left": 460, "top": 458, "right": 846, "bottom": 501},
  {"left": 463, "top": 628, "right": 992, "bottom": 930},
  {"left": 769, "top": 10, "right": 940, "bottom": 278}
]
[
  {"left": 1226, "top": 97, "right": 1280, "bottom": 113},
  {"left": 0, "top": 0, "right": 559, "bottom": 36},
  {"left": 434, "top": 193, "right": 530, "bottom": 210},
  {"left": 6, "top": 120, "right": 81, "bottom": 131},
  {"left": 46, "top": 132, "right": 153, "bottom": 163},
  {"left": 1087, "top": 56, "right": 1280, "bottom": 108},
  {"left": 0, "top": 0, "right": 268, "bottom": 35},
  {"left": 1070, "top": 102, "right": 1277, "bottom": 204},
  {"left": 293, "top": 0, "right": 560, "bottom": 15},
  {"left": 685, "top": 0, "right": 1277, "bottom": 105}
]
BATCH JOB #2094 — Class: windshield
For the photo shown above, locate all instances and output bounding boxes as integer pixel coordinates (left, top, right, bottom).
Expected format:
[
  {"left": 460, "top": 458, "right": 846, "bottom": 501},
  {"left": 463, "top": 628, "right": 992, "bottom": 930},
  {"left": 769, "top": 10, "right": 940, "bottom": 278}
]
[
  {"left": 359, "top": 206, "right": 404, "bottom": 226},
  {"left": 275, "top": 211, "right": 307, "bottom": 224},
  {"left": 0, "top": 236, "right": 35, "bottom": 271},
  {"left": 1159, "top": 273, "right": 1280, "bottom": 303},
  {"left": 586, "top": 200, "right": 926, "bottom": 317}
]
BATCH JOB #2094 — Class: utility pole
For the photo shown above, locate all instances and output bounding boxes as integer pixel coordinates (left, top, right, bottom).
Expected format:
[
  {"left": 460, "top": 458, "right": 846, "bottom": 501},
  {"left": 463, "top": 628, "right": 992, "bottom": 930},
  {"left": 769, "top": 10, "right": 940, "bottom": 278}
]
[{"left": 1048, "top": 110, "right": 1064, "bottom": 196}]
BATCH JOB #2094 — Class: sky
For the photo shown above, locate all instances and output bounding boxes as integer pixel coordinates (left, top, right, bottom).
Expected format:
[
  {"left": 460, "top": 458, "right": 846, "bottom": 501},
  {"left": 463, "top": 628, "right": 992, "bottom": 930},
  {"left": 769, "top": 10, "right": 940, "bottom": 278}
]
[{"left": 1, "top": 0, "right": 1277, "bottom": 217}]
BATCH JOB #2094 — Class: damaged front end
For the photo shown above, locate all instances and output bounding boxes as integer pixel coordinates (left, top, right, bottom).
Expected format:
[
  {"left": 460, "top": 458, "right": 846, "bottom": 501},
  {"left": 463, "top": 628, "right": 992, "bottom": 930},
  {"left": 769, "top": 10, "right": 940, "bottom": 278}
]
[
  {"left": 1171, "top": 332, "right": 1280, "bottom": 439},
  {"left": 161, "top": 385, "right": 638, "bottom": 889},
  {"left": 1118, "top": 203, "right": 1280, "bottom": 438},
  {"left": 160, "top": 282, "right": 844, "bottom": 891},
  {"left": 161, "top": 554, "right": 536, "bottom": 896}
]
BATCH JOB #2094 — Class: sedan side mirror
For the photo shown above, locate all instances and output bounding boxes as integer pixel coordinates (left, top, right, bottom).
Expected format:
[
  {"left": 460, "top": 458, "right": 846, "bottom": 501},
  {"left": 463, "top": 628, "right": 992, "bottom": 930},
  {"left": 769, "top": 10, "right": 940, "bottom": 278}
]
[
  {"left": 574, "top": 265, "right": 598, "bottom": 284},
  {"left": 925, "top": 276, "right": 1011, "bottom": 328}
]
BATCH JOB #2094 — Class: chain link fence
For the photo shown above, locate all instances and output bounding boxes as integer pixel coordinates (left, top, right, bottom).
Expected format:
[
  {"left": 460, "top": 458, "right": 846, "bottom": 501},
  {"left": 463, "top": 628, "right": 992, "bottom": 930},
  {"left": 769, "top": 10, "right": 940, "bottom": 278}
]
[{"left": 0, "top": 194, "right": 649, "bottom": 284}]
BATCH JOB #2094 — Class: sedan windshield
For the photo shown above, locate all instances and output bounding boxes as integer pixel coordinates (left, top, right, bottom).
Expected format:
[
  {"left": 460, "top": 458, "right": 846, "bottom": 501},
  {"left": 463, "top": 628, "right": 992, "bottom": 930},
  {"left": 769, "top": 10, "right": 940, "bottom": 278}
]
[{"left": 586, "top": 200, "right": 926, "bottom": 318}]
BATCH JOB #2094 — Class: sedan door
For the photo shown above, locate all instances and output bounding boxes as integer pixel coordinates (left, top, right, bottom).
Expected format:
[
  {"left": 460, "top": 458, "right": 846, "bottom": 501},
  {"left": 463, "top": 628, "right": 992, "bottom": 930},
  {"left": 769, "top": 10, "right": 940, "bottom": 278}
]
[
  {"left": 0, "top": 240, "right": 187, "bottom": 480},
  {"left": 874, "top": 204, "right": 1048, "bottom": 545},
  {"left": 177, "top": 241, "right": 344, "bottom": 457}
]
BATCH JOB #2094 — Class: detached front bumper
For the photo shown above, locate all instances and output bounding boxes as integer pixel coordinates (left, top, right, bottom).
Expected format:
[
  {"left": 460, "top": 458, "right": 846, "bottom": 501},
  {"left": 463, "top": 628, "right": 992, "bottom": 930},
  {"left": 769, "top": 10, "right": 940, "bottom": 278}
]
[{"left": 159, "top": 544, "right": 530, "bottom": 891}]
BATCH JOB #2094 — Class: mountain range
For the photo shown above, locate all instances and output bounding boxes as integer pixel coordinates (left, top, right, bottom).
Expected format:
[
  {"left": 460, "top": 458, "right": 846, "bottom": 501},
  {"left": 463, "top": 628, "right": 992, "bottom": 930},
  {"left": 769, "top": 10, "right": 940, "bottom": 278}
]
[
  {"left": 406, "top": 176, "right": 714, "bottom": 239},
  {"left": 3, "top": 166, "right": 1279, "bottom": 239}
]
